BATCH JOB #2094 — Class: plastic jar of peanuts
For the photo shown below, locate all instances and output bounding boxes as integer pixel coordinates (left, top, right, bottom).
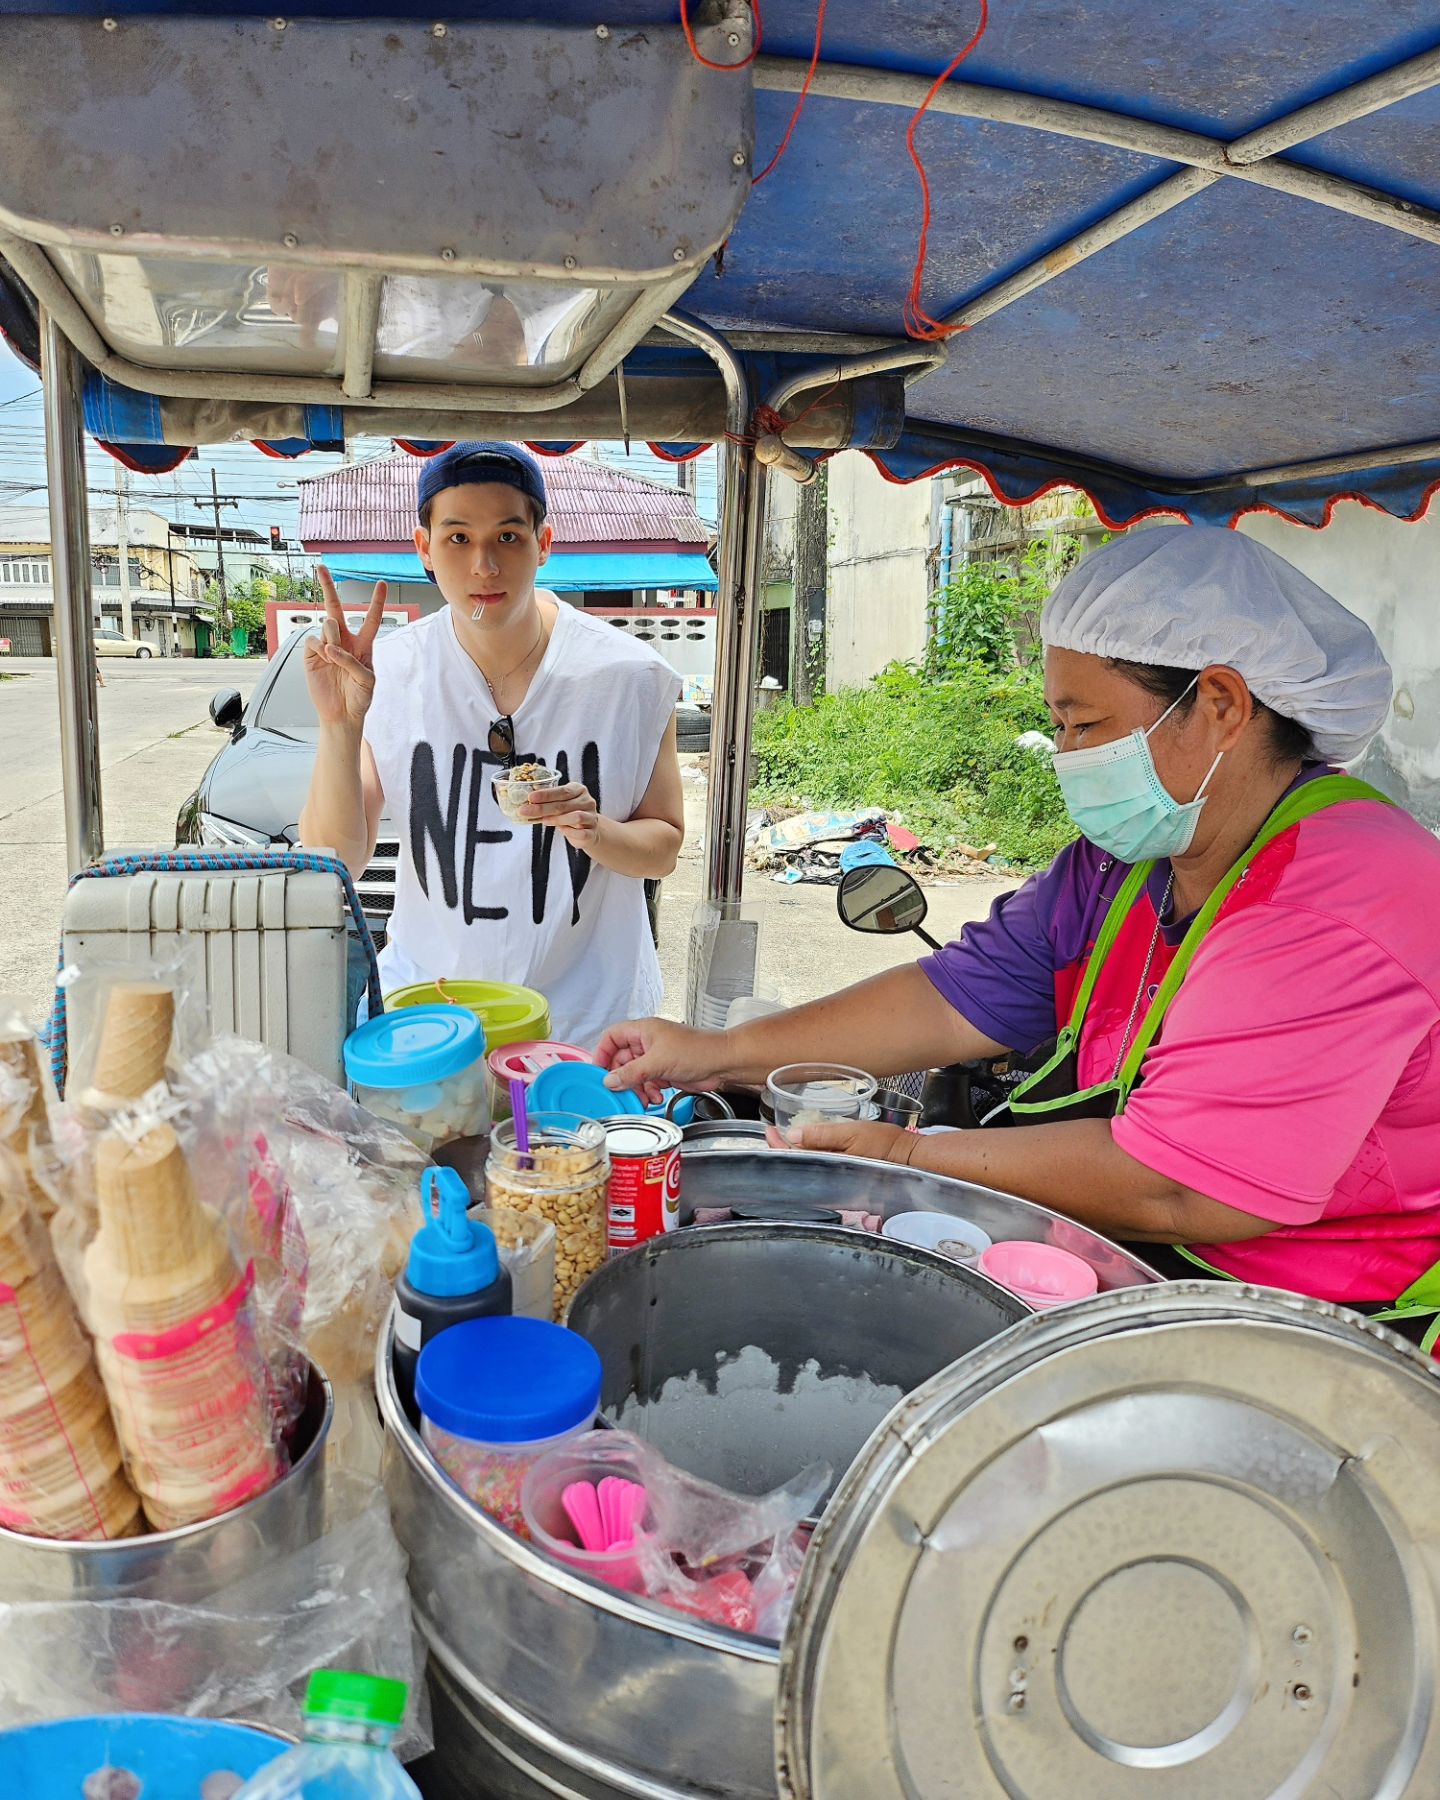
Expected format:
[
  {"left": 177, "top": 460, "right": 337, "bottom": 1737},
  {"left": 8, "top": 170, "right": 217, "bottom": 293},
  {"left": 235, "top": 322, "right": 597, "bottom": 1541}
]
[{"left": 485, "top": 1113, "right": 608, "bottom": 1321}]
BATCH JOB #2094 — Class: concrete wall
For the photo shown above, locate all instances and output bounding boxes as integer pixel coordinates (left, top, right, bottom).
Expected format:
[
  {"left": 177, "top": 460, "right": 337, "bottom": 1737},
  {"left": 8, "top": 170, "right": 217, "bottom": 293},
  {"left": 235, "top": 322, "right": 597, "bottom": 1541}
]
[
  {"left": 1237, "top": 500, "right": 1440, "bottom": 828},
  {"left": 824, "top": 451, "right": 932, "bottom": 688}
]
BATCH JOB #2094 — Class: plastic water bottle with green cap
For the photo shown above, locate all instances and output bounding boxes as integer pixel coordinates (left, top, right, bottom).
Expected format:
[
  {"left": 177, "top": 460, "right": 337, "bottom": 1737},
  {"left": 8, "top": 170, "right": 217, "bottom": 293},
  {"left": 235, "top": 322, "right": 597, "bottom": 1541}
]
[{"left": 230, "top": 1671, "right": 420, "bottom": 1798}]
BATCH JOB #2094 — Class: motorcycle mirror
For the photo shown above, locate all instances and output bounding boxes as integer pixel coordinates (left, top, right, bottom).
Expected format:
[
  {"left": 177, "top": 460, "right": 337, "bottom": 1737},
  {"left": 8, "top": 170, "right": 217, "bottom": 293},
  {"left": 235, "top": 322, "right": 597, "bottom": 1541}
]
[{"left": 837, "top": 863, "right": 932, "bottom": 939}]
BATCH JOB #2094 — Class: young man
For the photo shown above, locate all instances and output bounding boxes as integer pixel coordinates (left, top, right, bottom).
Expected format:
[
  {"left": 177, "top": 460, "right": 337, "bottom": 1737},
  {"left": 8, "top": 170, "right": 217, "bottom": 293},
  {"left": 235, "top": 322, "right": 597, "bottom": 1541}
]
[{"left": 298, "top": 441, "right": 684, "bottom": 1048}]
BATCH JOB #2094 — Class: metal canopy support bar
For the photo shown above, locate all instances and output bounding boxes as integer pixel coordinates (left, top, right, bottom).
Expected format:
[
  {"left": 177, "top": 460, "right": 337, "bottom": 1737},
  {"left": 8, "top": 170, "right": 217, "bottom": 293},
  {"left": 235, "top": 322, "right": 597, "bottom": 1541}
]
[
  {"left": 661, "top": 311, "right": 768, "bottom": 917},
  {"left": 1225, "top": 42, "right": 1440, "bottom": 164},
  {"left": 754, "top": 56, "right": 1440, "bottom": 247},
  {"left": 41, "top": 308, "right": 103, "bottom": 874},
  {"left": 340, "top": 273, "right": 383, "bottom": 400}
]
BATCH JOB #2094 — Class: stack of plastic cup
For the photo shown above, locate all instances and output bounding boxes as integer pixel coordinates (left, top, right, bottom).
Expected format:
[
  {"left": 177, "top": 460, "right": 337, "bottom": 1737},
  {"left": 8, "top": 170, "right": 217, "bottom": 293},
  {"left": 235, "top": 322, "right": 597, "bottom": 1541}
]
[
  {"left": 0, "top": 1187, "right": 141, "bottom": 1540},
  {"left": 84, "top": 1125, "right": 283, "bottom": 1530}
]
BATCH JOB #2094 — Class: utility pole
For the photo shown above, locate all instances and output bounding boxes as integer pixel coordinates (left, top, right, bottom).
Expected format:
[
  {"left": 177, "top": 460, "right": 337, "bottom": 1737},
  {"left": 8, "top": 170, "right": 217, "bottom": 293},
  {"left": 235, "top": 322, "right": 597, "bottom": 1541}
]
[
  {"left": 210, "top": 468, "right": 229, "bottom": 637},
  {"left": 792, "top": 463, "right": 828, "bottom": 707},
  {"left": 115, "top": 467, "right": 134, "bottom": 643}
]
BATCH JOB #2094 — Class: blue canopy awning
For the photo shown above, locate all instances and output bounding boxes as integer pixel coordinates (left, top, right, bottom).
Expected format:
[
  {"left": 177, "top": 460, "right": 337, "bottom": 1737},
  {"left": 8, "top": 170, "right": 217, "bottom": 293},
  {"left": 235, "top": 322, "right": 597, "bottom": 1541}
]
[{"left": 321, "top": 550, "right": 718, "bottom": 593}]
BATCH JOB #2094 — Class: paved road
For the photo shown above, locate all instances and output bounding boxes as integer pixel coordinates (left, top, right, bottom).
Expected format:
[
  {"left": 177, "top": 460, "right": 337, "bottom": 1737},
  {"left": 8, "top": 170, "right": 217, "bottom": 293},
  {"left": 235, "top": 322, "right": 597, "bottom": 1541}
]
[
  {"left": 0, "top": 654, "right": 1011, "bottom": 1033},
  {"left": 0, "top": 657, "right": 261, "bottom": 1020}
]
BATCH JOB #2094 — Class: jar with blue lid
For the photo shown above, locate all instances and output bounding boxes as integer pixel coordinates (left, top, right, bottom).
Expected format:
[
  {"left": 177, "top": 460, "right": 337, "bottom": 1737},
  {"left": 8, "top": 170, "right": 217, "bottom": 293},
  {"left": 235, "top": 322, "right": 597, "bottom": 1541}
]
[{"left": 343, "top": 1004, "right": 489, "bottom": 1152}]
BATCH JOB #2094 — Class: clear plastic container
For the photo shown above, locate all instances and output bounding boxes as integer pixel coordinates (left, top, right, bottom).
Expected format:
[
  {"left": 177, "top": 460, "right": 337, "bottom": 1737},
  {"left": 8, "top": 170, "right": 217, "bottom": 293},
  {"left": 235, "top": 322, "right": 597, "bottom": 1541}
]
[
  {"left": 486, "top": 1112, "right": 609, "bottom": 1320},
  {"left": 416, "top": 1315, "right": 601, "bottom": 1535},
  {"left": 231, "top": 1670, "right": 419, "bottom": 1799},
  {"left": 521, "top": 1431, "right": 654, "bottom": 1593},
  {"left": 492, "top": 763, "right": 561, "bottom": 821},
  {"left": 486, "top": 1039, "right": 589, "bottom": 1125},
  {"left": 765, "top": 1063, "right": 878, "bottom": 1147},
  {"left": 469, "top": 1204, "right": 557, "bottom": 1321},
  {"left": 343, "top": 1005, "right": 489, "bottom": 1153}
]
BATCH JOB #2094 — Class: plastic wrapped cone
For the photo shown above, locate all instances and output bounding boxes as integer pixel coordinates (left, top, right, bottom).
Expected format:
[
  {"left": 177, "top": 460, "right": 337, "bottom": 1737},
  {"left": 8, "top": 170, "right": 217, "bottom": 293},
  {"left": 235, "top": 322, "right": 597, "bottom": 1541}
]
[
  {"left": 0, "top": 1026, "right": 56, "bottom": 1218},
  {"left": 0, "top": 1189, "right": 51, "bottom": 1288},
  {"left": 92, "top": 1125, "right": 216, "bottom": 1280},
  {"left": 85, "top": 981, "right": 175, "bottom": 1106},
  {"left": 85, "top": 1227, "right": 241, "bottom": 1338}
]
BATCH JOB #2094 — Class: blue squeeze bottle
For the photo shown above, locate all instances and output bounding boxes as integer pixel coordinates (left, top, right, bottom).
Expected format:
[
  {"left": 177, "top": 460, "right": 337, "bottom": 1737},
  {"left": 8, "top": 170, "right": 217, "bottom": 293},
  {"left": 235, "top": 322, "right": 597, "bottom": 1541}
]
[{"left": 392, "top": 1167, "right": 512, "bottom": 1411}]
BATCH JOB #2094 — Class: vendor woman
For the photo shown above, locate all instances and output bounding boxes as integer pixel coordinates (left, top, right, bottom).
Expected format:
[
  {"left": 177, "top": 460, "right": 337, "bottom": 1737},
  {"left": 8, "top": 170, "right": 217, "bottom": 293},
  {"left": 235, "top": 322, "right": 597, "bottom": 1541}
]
[{"left": 600, "top": 526, "right": 1440, "bottom": 1329}]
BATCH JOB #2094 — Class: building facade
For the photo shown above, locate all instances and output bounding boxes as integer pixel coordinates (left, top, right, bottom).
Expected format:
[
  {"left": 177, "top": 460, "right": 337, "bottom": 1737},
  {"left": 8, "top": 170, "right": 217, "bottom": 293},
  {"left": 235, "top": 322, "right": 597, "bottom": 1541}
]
[{"left": 0, "top": 505, "right": 215, "bottom": 656}]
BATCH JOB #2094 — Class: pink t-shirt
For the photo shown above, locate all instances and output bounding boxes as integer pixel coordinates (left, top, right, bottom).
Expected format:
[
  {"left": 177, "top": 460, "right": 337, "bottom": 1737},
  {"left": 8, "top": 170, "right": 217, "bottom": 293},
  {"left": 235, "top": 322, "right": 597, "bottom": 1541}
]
[{"left": 924, "top": 785, "right": 1440, "bottom": 1302}]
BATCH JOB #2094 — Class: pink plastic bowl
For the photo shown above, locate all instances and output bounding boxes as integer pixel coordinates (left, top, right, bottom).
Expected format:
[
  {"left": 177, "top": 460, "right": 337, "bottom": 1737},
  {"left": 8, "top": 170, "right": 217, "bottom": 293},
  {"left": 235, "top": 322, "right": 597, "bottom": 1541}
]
[{"left": 979, "top": 1240, "right": 1099, "bottom": 1309}]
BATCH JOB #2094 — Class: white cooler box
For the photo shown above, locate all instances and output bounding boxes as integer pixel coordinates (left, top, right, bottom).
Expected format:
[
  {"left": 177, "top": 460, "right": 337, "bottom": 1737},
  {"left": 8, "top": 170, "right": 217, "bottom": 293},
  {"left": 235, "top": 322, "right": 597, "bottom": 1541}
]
[{"left": 62, "top": 866, "right": 349, "bottom": 1084}]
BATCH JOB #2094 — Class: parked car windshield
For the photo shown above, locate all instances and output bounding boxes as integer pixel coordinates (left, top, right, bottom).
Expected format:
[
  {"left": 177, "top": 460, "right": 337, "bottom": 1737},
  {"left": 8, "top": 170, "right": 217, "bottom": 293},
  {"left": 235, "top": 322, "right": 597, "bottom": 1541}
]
[{"left": 252, "top": 632, "right": 322, "bottom": 741}]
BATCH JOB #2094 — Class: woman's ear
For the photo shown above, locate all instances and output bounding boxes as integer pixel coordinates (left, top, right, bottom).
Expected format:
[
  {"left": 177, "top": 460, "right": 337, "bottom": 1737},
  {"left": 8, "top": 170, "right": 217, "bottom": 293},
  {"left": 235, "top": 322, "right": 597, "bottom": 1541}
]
[{"left": 1199, "top": 665, "right": 1255, "bottom": 750}]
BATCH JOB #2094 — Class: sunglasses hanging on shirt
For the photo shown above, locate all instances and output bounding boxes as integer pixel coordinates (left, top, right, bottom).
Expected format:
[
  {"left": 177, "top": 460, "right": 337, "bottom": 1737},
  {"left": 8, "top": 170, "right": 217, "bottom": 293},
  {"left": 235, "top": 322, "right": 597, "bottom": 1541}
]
[{"left": 488, "top": 715, "right": 516, "bottom": 767}]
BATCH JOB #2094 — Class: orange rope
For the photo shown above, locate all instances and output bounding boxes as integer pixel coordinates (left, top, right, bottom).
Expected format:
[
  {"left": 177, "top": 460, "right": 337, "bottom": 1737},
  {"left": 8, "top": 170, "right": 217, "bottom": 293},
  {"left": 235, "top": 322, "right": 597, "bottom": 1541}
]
[
  {"left": 679, "top": 0, "right": 761, "bottom": 71},
  {"left": 903, "top": 0, "right": 990, "bottom": 341},
  {"left": 753, "top": 0, "right": 828, "bottom": 184}
]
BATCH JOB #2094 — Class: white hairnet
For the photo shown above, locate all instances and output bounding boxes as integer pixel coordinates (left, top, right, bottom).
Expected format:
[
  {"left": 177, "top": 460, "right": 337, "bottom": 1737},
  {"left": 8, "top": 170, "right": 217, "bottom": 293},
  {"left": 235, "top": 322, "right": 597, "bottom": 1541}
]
[{"left": 1041, "top": 524, "right": 1393, "bottom": 762}]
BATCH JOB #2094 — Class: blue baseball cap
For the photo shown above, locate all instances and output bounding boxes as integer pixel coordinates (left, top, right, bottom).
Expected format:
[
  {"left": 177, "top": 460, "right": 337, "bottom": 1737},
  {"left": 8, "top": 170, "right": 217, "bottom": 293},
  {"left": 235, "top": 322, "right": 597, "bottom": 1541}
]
[{"left": 416, "top": 441, "right": 548, "bottom": 524}]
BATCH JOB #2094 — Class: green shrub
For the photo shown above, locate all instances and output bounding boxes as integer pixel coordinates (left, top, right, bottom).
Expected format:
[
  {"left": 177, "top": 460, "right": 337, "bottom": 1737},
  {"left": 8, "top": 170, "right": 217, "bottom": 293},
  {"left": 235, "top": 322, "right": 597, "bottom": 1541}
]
[{"left": 751, "top": 661, "right": 1075, "bottom": 870}]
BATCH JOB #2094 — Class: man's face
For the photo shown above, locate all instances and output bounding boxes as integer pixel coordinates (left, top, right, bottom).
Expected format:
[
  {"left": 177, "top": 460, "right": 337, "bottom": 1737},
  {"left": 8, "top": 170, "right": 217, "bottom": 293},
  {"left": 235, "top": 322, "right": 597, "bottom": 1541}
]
[{"left": 415, "top": 480, "right": 553, "bottom": 623}]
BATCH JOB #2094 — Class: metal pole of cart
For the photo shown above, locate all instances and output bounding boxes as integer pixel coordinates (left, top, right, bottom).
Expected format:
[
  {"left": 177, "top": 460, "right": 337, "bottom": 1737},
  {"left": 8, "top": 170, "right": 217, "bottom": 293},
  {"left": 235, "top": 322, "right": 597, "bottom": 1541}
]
[
  {"left": 660, "top": 312, "right": 770, "bottom": 1019},
  {"left": 41, "top": 309, "right": 105, "bottom": 874}
]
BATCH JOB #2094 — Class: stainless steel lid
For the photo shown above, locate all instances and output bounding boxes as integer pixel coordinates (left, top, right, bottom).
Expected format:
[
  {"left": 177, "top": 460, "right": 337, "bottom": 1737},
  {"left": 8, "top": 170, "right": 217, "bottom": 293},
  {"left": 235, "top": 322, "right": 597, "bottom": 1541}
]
[{"left": 777, "top": 1283, "right": 1440, "bottom": 1799}]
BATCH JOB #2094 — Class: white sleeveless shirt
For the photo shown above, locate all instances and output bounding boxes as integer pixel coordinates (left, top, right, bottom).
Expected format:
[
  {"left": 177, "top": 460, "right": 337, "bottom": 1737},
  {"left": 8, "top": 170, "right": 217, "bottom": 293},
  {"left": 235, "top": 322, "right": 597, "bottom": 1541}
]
[{"left": 364, "top": 601, "right": 681, "bottom": 1049}]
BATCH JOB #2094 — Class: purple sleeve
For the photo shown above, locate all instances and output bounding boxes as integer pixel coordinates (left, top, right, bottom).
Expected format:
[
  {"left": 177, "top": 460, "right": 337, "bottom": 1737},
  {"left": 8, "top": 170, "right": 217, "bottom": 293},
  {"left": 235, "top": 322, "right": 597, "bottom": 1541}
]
[{"left": 918, "top": 839, "right": 1110, "bottom": 1054}]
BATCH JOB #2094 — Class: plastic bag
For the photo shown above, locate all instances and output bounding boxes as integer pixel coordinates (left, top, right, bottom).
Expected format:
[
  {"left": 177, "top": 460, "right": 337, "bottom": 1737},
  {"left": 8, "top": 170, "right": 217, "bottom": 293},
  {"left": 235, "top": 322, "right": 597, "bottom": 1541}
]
[
  {"left": 520, "top": 1428, "right": 828, "bottom": 1640},
  {"left": 176, "top": 1035, "right": 427, "bottom": 1390},
  {"left": 0, "top": 1470, "right": 432, "bottom": 1760},
  {"left": 57, "top": 942, "right": 209, "bottom": 1114}
]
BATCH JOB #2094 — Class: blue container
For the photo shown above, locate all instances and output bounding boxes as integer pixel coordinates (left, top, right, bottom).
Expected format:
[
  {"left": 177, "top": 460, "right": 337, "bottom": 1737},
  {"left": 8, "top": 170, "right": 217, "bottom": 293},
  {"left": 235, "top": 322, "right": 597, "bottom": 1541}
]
[{"left": 0, "top": 1713, "right": 286, "bottom": 1797}]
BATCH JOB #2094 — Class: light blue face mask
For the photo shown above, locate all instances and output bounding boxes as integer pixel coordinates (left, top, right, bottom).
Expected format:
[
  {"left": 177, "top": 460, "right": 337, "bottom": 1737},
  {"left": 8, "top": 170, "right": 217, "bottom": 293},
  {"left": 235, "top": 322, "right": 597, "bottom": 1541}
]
[{"left": 1052, "top": 680, "right": 1224, "bottom": 861}]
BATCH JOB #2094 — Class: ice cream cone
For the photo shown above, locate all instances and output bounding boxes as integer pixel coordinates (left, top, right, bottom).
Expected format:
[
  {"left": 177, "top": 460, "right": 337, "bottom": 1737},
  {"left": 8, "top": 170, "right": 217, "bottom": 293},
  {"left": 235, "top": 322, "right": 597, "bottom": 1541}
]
[
  {"left": 0, "top": 1265, "right": 94, "bottom": 1406},
  {"left": 0, "top": 1190, "right": 50, "bottom": 1287},
  {"left": 0, "top": 1458, "right": 144, "bottom": 1541},
  {"left": 92, "top": 1126, "right": 212, "bottom": 1277},
  {"left": 85, "top": 982, "right": 175, "bottom": 1107}
]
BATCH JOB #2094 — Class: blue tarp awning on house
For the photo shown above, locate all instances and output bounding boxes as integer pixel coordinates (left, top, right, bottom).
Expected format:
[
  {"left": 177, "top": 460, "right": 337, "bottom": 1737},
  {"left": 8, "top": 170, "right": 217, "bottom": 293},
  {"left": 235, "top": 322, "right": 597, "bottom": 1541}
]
[{"left": 321, "top": 550, "right": 718, "bottom": 593}]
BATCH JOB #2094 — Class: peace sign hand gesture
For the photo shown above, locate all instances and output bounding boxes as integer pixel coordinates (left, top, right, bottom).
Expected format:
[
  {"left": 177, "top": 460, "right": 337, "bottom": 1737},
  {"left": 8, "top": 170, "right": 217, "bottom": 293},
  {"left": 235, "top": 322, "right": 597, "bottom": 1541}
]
[{"left": 303, "top": 566, "right": 389, "bottom": 730}]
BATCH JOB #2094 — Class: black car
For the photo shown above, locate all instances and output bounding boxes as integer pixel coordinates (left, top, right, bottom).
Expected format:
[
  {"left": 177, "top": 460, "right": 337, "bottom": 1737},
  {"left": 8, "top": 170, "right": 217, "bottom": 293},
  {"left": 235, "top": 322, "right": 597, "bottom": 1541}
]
[
  {"left": 175, "top": 626, "right": 402, "bottom": 944},
  {"left": 176, "top": 623, "right": 683, "bottom": 947}
]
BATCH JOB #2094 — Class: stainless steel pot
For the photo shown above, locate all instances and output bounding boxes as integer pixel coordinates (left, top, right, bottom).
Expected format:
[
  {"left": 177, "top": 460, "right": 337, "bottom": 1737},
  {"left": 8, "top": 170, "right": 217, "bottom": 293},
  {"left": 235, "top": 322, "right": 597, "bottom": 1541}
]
[
  {"left": 0, "top": 1361, "right": 331, "bottom": 1605},
  {"left": 383, "top": 1226, "right": 1029, "bottom": 1800},
  {"left": 678, "top": 1148, "right": 1159, "bottom": 1290}
]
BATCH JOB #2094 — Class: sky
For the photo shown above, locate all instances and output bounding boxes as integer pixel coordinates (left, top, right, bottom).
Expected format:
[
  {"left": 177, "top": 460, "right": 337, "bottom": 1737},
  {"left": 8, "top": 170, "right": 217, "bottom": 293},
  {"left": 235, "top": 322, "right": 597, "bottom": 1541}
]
[{"left": 0, "top": 344, "right": 718, "bottom": 555}]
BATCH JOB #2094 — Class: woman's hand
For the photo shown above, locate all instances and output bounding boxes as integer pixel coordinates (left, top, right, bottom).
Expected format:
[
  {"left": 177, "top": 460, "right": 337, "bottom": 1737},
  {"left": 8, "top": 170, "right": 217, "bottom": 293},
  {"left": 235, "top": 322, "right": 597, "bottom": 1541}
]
[
  {"left": 597, "top": 1018, "right": 734, "bottom": 1108},
  {"left": 521, "top": 780, "right": 600, "bottom": 851},
  {"left": 303, "top": 568, "right": 388, "bottom": 731},
  {"left": 792, "top": 1119, "right": 918, "bottom": 1164}
]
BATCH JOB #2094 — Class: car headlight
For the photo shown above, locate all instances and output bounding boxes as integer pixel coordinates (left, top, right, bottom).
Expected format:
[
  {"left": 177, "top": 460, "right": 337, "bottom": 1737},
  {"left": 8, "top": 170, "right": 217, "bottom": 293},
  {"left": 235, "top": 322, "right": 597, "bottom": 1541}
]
[{"left": 197, "top": 812, "right": 274, "bottom": 848}]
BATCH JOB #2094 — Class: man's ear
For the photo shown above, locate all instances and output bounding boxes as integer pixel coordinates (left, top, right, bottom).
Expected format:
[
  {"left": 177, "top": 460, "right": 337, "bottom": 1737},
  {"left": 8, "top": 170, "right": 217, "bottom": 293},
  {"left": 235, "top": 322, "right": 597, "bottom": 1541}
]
[
  {"left": 413, "top": 525, "right": 433, "bottom": 574},
  {"left": 536, "top": 521, "right": 554, "bottom": 566}
]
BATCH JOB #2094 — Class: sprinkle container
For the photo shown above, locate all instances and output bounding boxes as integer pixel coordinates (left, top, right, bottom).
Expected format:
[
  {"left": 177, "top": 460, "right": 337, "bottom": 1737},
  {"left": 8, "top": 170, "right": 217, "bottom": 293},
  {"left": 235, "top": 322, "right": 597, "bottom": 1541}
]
[
  {"left": 344, "top": 1005, "right": 489, "bottom": 1153},
  {"left": 416, "top": 1315, "right": 601, "bottom": 1535}
]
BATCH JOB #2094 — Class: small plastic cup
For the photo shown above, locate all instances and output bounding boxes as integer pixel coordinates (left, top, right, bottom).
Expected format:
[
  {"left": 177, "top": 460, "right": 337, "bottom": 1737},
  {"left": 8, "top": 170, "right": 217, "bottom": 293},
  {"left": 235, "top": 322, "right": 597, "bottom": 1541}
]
[
  {"left": 979, "top": 1240, "right": 1099, "bottom": 1309},
  {"left": 765, "top": 1064, "right": 877, "bottom": 1147},
  {"left": 882, "top": 1210, "right": 992, "bottom": 1264},
  {"left": 493, "top": 765, "right": 562, "bottom": 821},
  {"left": 521, "top": 1431, "right": 653, "bottom": 1594}
]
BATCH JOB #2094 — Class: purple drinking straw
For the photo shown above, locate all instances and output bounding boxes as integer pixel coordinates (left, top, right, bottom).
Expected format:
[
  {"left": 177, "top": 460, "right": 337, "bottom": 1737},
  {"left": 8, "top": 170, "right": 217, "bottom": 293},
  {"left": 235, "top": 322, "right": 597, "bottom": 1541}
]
[{"left": 510, "top": 1078, "right": 531, "bottom": 1165}]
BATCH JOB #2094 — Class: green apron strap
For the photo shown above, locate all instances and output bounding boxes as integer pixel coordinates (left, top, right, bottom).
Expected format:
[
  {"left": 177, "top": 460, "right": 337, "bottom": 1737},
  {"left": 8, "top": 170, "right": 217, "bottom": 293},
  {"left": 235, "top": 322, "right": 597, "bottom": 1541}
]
[
  {"left": 1062, "top": 860, "right": 1154, "bottom": 1035},
  {"left": 1369, "top": 1256, "right": 1440, "bottom": 1353},
  {"left": 1114, "top": 776, "right": 1394, "bottom": 1098}
]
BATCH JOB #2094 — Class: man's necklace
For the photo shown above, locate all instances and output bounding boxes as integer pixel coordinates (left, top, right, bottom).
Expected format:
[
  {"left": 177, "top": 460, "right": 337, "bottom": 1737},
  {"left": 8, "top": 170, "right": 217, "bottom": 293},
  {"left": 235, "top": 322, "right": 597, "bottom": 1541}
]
[
  {"left": 477, "top": 617, "right": 544, "bottom": 709},
  {"left": 1110, "top": 869, "right": 1175, "bottom": 1079}
]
